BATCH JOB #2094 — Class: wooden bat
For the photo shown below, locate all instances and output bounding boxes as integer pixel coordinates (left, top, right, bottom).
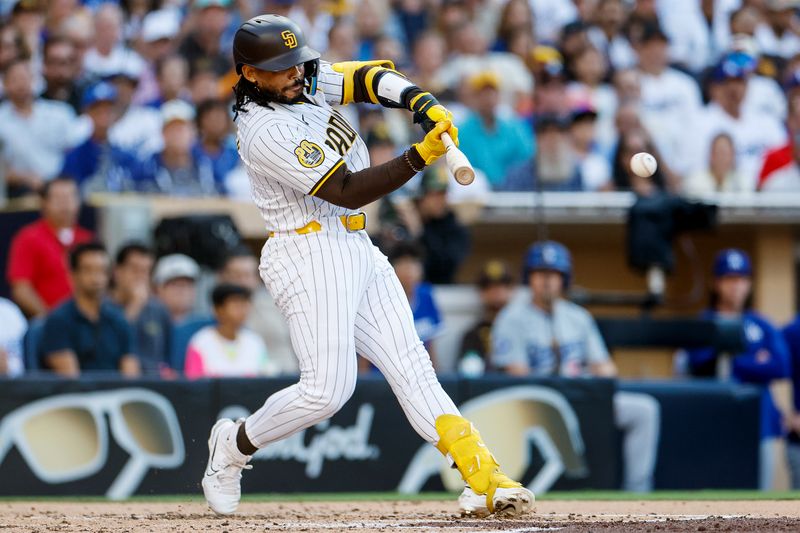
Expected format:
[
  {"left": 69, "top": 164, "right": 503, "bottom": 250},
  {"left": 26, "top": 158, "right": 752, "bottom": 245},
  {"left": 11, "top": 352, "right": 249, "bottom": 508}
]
[{"left": 441, "top": 132, "right": 475, "bottom": 185}]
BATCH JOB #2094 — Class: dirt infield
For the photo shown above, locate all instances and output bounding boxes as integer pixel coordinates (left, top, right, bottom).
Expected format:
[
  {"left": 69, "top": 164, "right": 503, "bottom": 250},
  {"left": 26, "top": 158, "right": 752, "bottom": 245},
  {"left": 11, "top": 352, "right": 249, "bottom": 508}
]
[{"left": 3, "top": 500, "right": 800, "bottom": 532}]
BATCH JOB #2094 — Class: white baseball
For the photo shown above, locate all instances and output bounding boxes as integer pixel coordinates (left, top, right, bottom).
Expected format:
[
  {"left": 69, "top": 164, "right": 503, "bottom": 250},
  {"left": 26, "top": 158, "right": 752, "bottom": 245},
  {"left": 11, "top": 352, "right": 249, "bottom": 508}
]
[{"left": 630, "top": 152, "right": 657, "bottom": 178}]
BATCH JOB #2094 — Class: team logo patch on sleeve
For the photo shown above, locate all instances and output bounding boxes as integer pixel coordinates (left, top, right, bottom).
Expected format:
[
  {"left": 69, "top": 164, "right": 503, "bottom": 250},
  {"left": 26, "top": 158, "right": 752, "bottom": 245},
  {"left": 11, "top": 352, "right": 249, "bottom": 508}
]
[{"left": 294, "top": 140, "right": 325, "bottom": 168}]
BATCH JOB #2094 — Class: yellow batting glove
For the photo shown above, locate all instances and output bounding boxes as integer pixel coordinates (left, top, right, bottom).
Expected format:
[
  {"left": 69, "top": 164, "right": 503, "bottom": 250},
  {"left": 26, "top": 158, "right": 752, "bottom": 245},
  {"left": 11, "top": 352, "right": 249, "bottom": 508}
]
[{"left": 413, "top": 120, "right": 451, "bottom": 165}]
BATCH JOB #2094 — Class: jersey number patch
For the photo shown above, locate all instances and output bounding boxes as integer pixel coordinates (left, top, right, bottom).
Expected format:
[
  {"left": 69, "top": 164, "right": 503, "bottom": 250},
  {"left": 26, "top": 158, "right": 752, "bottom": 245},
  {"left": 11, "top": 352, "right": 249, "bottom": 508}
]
[
  {"left": 295, "top": 140, "right": 325, "bottom": 168},
  {"left": 325, "top": 111, "right": 357, "bottom": 156}
]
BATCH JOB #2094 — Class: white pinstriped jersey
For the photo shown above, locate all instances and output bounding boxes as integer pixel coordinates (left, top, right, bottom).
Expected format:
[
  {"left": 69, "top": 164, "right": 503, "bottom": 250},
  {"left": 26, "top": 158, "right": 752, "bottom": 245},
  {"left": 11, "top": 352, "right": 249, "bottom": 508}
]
[{"left": 235, "top": 61, "right": 371, "bottom": 232}]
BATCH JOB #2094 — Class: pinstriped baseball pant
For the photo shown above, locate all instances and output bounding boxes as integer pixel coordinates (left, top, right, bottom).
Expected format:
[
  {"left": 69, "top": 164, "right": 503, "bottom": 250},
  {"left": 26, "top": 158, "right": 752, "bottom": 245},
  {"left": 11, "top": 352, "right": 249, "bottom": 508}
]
[{"left": 245, "top": 224, "right": 460, "bottom": 448}]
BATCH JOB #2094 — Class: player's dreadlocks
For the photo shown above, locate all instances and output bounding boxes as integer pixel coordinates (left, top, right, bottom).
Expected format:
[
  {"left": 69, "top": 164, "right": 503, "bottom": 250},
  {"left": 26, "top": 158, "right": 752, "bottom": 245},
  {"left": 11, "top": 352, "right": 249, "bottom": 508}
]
[{"left": 232, "top": 77, "right": 275, "bottom": 117}]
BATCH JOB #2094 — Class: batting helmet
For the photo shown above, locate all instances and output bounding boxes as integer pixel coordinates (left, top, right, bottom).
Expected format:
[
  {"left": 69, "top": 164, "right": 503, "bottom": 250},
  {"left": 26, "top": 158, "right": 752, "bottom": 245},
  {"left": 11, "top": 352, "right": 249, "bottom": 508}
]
[
  {"left": 713, "top": 248, "right": 752, "bottom": 277},
  {"left": 523, "top": 241, "right": 572, "bottom": 287},
  {"left": 232, "top": 15, "right": 320, "bottom": 91}
]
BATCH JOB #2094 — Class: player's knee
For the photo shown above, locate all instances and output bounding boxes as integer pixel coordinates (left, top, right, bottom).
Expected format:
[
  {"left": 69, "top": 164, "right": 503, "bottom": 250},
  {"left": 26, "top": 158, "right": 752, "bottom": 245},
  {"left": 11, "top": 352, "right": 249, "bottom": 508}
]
[{"left": 301, "top": 375, "right": 356, "bottom": 419}]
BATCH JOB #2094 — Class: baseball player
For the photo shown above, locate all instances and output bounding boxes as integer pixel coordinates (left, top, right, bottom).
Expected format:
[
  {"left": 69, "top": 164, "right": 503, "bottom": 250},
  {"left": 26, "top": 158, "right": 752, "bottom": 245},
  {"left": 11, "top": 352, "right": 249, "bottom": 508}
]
[{"left": 201, "top": 15, "right": 533, "bottom": 518}]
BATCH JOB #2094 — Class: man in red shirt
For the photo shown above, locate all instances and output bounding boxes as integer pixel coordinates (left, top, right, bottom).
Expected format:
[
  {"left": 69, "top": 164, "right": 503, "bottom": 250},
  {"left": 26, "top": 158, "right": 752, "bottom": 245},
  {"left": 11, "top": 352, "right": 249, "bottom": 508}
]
[{"left": 7, "top": 178, "right": 94, "bottom": 317}]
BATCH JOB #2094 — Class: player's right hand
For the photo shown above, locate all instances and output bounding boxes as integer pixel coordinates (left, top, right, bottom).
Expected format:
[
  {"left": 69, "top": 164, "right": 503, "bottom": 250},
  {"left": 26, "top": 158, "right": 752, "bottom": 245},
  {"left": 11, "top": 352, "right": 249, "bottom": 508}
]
[{"left": 413, "top": 120, "right": 456, "bottom": 165}]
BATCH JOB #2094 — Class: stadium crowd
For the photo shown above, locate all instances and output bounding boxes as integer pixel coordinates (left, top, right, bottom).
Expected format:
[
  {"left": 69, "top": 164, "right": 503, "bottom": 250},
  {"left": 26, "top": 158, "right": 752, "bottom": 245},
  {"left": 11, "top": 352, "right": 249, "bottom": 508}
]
[{"left": 3, "top": 0, "right": 800, "bottom": 489}]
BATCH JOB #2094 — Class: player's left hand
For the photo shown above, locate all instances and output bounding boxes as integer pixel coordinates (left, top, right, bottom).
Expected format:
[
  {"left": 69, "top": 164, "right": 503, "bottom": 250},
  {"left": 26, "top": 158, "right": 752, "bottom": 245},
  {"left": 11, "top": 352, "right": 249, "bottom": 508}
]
[
  {"left": 426, "top": 104, "right": 458, "bottom": 146},
  {"left": 413, "top": 120, "right": 454, "bottom": 165}
]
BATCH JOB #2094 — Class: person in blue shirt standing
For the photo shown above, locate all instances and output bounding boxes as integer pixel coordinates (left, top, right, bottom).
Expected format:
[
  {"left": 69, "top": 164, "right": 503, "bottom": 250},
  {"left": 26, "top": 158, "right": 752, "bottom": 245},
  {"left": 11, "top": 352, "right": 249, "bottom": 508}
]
[
  {"left": 61, "top": 81, "right": 142, "bottom": 195},
  {"left": 781, "top": 312, "right": 800, "bottom": 488},
  {"left": 191, "top": 99, "right": 241, "bottom": 193},
  {"left": 685, "top": 249, "right": 790, "bottom": 490}
]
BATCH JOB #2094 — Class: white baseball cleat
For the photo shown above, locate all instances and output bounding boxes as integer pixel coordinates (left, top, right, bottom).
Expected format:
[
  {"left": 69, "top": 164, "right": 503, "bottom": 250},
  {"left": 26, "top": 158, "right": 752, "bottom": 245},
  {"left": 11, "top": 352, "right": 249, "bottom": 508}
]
[
  {"left": 458, "top": 485, "right": 535, "bottom": 518},
  {"left": 202, "top": 418, "right": 253, "bottom": 515}
]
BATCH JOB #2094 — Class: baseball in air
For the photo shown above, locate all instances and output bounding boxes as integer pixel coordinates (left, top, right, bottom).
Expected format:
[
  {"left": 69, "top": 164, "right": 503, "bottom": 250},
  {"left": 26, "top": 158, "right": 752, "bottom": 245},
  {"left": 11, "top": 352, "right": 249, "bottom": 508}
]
[{"left": 630, "top": 152, "right": 657, "bottom": 178}]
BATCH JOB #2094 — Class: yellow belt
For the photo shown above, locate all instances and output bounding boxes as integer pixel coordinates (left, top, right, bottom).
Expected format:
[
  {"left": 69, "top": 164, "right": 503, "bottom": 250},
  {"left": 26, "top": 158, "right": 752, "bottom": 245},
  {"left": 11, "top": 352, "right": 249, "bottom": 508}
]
[{"left": 269, "top": 212, "right": 367, "bottom": 237}]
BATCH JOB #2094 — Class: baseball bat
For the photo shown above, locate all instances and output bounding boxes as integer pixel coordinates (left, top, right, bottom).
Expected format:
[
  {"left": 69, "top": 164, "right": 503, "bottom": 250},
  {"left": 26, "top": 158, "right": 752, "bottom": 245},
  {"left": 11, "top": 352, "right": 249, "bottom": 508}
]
[{"left": 441, "top": 132, "right": 475, "bottom": 185}]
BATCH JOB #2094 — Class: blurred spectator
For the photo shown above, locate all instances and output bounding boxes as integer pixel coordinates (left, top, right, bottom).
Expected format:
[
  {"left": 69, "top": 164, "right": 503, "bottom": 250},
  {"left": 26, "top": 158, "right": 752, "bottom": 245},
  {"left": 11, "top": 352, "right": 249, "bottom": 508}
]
[
  {"left": 531, "top": 0, "right": 577, "bottom": 44},
  {"left": 612, "top": 128, "right": 669, "bottom": 193},
  {"left": 83, "top": 4, "right": 142, "bottom": 79},
  {"left": 0, "top": 25, "right": 26, "bottom": 96},
  {"left": 40, "top": 37, "right": 82, "bottom": 113},
  {"left": 568, "top": 106, "right": 612, "bottom": 191},
  {"left": 153, "top": 253, "right": 200, "bottom": 324},
  {"left": 61, "top": 81, "right": 142, "bottom": 195},
  {"left": 216, "top": 247, "right": 297, "bottom": 374},
  {"left": 457, "top": 260, "right": 514, "bottom": 375},
  {"left": 147, "top": 54, "right": 190, "bottom": 108},
  {"left": 656, "top": 0, "right": 712, "bottom": 73},
  {"left": 9, "top": 0, "right": 44, "bottom": 67},
  {"left": 566, "top": 44, "right": 616, "bottom": 128},
  {"left": 189, "top": 66, "right": 224, "bottom": 104},
  {"left": 457, "top": 71, "right": 534, "bottom": 187},
  {"left": 781, "top": 313, "right": 800, "bottom": 489},
  {"left": 414, "top": 166, "right": 470, "bottom": 284},
  {"left": 755, "top": 0, "right": 800, "bottom": 60},
  {"left": 388, "top": 242, "right": 441, "bottom": 365},
  {"left": 503, "top": 114, "right": 580, "bottom": 191},
  {"left": 531, "top": 50, "right": 570, "bottom": 117},
  {"left": 7, "top": 178, "right": 93, "bottom": 317},
  {"left": 178, "top": 0, "right": 232, "bottom": 77},
  {"left": 110, "top": 242, "right": 173, "bottom": 377},
  {"left": 184, "top": 283, "right": 273, "bottom": 378},
  {"left": 289, "top": 0, "right": 334, "bottom": 54},
  {"left": 134, "top": 8, "right": 182, "bottom": 106},
  {"left": 408, "top": 31, "right": 449, "bottom": 98},
  {"left": 685, "top": 133, "right": 747, "bottom": 195},
  {"left": 636, "top": 24, "right": 703, "bottom": 178},
  {"left": 120, "top": 0, "right": 159, "bottom": 42},
  {"left": 192, "top": 98, "right": 238, "bottom": 191},
  {"left": 491, "top": 240, "right": 661, "bottom": 492},
  {"left": 684, "top": 249, "right": 790, "bottom": 489},
  {"left": 693, "top": 54, "right": 787, "bottom": 190},
  {"left": 734, "top": 49, "right": 787, "bottom": 122},
  {"left": 757, "top": 93, "right": 800, "bottom": 191},
  {"left": 107, "top": 63, "right": 163, "bottom": 156},
  {"left": 588, "top": 0, "right": 636, "bottom": 70},
  {"left": 325, "top": 19, "right": 357, "bottom": 63},
  {"left": 0, "top": 60, "right": 80, "bottom": 197},
  {"left": 493, "top": 0, "right": 533, "bottom": 53},
  {"left": 0, "top": 297, "right": 27, "bottom": 377},
  {"left": 139, "top": 99, "right": 218, "bottom": 196},
  {"left": 40, "top": 242, "right": 141, "bottom": 377}
]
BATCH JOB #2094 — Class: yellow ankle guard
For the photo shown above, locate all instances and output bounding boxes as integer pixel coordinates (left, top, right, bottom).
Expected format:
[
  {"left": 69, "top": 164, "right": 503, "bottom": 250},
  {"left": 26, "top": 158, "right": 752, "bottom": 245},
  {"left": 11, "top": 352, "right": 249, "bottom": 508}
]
[{"left": 435, "top": 414, "right": 522, "bottom": 513}]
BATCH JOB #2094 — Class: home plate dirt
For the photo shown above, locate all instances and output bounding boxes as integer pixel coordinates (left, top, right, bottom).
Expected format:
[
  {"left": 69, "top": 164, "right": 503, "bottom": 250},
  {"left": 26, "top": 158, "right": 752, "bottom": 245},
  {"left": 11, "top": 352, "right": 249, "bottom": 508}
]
[{"left": 3, "top": 500, "right": 800, "bottom": 532}]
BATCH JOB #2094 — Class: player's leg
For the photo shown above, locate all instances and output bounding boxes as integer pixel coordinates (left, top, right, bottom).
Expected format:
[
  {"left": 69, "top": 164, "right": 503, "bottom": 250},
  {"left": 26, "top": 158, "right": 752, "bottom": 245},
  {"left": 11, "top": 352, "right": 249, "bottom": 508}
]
[
  {"left": 613, "top": 391, "right": 660, "bottom": 492},
  {"left": 353, "top": 249, "right": 533, "bottom": 516},
  {"left": 202, "top": 233, "right": 366, "bottom": 514}
]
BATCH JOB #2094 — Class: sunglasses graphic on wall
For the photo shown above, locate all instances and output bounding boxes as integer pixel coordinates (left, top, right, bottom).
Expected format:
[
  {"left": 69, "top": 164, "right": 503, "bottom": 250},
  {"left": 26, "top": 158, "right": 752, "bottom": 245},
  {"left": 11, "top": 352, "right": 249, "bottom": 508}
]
[{"left": 0, "top": 388, "right": 185, "bottom": 499}]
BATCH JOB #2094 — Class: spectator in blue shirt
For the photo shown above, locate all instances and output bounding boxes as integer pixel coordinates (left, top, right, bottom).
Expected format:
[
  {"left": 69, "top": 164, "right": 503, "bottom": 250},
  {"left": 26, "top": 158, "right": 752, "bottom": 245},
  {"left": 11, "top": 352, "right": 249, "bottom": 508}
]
[
  {"left": 191, "top": 98, "right": 240, "bottom": 192},
  {"left": 137, "top": 99, "right": 219, "bottom": 196},
  {"left": 388, "top": 242, "right": 442, "bottom": 367},
  {"left": 781, "top": 316, "right": 800, "bottom": 488},
  {"left": 685, "top": 249, "right": 790, "bottom": 490},
  {"left": 61, "top": 81, "right": 142, "bottom": 195},
  {"left": 457, "top": 71, "right": 535, "bottom": 188},
  {"left": 40, "top": 242, "right": 141, "bottom": 377}
]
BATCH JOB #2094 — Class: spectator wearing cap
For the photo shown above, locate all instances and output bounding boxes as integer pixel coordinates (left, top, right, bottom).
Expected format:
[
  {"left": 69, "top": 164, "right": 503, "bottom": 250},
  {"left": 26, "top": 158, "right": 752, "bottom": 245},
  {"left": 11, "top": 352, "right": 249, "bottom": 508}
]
[
  {"left": 757, "top": 92, "right": 800, "bottom": 191},
  {"left": 107, "top": 62, "right": 163, "bottom": 157},
  {"left": 691, "top": 53, "right": 787, "bottom": 190},
  {"left": 7, "top": 177, "right": 93, "bottom": 317},
  {"left": 153, "top": 253, "right": 201, "bottom": 324},
  {"left": 133, "top": 9, "right": 182, "bottom": 107},
  {"left": 192, "top": 99, "right": 239, "bottom": 191},
  {"left": 387, "top": 242, "right": 442, "bottom": 367},
  {"left": 492, "top": 240, "right": 661, "bottom": 492},
  {"left": 40, "top": 243, "right": 141, "bottom": 377},
  {"left": 503, "top": 114, "right": 581, "bottom": 191},
  {"left": 110, "top": 242, "right": 174, "bottom": 377},
  {"left": 0, "top": 297, "right": 27, "bottom": 377},
  {"left": 531, "top": 47, "right": 570, "bottom": 119},
  {"left": 40, "top": 37, "right": 82, "bottom": 113},
  {"left": 457, "top": 260, "right": 514, "bottom": 374},
  {"left": 0, "top": 60, "right": 81, "bottom": 197},
  {"left": 635, "top": 23, "right": 703, "bottom": 179},
  {"left": 145, "top": 54, "right": 190, "bottom": 109},
  {"left": 184, "top": 284, "right": 274, "bottom": 378},
  {"left": 457, "top": 71, "right": 534, "bottom": 187},
  {"left": 413, "top": 166, "right": 470, "bottom": 284},
  {"left": 138, "top": 100, "right": 219, "bottom": 196},
  {"left": 178, "top": 0, "right": 233, "bottom": 77},
  {"left": 568, "top": 105, "right": 612, "bottom": 190},
  {"left": 61, "top": 82, "right": 142, "bottom": 195},
  {"left": 684, "top": 249, "right": 790, "bottom": 490},
  {"left": 755, "top": 0, "right": 800, "bottom": 60}
]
